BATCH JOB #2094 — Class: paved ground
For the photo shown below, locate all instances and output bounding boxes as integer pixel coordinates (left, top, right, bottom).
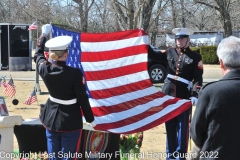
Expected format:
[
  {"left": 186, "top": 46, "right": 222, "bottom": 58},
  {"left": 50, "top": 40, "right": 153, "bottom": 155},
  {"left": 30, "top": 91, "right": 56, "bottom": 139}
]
[
  {"left": 0, "top": 64, "right": 222, "bottom": 82},
  {"left": 202, "top": 64, "right": 222, "bottom": 82}
]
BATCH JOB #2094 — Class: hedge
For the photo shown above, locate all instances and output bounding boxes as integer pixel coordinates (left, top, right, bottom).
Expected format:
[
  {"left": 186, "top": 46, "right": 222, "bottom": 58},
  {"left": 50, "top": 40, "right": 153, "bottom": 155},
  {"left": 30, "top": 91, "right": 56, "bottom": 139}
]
[
  {"left": 190, "top": 47, "right": 200, "bottom": 54},
  {"left": 191, "top": 46, "right": 219, "bottom": 64},
  {"left": 200, "top": 46, "right": 219, "bottom": 64}
]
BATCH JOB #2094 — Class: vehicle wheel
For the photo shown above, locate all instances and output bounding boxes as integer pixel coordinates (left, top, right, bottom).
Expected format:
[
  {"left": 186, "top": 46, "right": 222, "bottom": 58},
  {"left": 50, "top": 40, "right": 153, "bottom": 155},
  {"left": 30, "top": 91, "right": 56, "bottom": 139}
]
[{"left": 148, "top": 64, "right": 167, "bottom": 83}]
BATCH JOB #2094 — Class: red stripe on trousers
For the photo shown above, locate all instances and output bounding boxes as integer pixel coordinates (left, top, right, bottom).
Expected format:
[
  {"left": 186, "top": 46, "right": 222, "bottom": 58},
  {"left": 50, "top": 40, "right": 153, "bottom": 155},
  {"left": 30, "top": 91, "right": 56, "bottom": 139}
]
[{"left": 74, "top": 129, "right": 82, "bottom": 160}]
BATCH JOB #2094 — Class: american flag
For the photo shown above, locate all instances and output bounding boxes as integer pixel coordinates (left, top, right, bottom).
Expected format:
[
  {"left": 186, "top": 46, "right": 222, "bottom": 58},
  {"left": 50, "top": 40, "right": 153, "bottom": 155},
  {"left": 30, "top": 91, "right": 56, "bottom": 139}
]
[
  {"left": 24, "top": 90, "right": 38, "bottom": 105},
  {"left": 51, "top": 25, "right": 191, "bottom": 134},
  {"left": 28, "top": 21, "right": 38, "bottom": 30},
  {"left": 4, "top": 78, "right": 16, "bottom": 98}
]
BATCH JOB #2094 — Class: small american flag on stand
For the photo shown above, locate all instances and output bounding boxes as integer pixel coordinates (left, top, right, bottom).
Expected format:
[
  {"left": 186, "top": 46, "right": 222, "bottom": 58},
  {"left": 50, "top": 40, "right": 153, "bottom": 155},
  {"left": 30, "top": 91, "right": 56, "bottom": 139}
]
[
  {"left": 28, "top": 21, "right": 38, "bottom": 30},
  {"left": 24, "top": 90, "right": 38, "bottom": 105},
  {"left": 3, "top": 78, "right": 16, "bottom": 98}
]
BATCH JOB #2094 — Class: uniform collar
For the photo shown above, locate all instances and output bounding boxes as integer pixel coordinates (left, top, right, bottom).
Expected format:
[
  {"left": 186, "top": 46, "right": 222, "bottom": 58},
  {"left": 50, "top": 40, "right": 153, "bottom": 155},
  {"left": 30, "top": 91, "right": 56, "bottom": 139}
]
[
  {"left": 53, "top": 61, "right": 66, "bottom": 66},
  {"left": 177, "top": 47, "right": 190, "bottom": 53},
  {"left": 222, "top": 69, "right": 240, "bottom": 80}
]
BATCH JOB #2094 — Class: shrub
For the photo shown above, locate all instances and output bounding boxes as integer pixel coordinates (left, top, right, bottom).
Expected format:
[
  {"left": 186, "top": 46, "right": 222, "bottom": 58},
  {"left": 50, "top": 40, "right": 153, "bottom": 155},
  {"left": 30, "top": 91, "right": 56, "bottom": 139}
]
[
  {"left": 190, "top": 47, "right": 200, "bottom": 54},
  {"left": 200, "top": 46, "right": 219, "bottom": 64}
]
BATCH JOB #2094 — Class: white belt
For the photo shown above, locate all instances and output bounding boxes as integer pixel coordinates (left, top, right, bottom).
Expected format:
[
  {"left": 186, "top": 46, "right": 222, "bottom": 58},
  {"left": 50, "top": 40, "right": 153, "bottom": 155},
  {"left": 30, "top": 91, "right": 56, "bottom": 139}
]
[
  {"left": 167, "top": 74, "right": 192, "bottom": 90},
  {"left": 167, "top": 74, "right": 191, "bottom": 85},
  {"left": 49, "top": 95, "right": 77, "bottom": 105}
]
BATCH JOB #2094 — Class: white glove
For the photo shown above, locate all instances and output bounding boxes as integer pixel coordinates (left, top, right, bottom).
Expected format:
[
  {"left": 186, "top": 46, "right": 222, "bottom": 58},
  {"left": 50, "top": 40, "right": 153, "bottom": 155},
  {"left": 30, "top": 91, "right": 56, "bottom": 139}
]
[
  {"left": 41, "top": 24, "right": 52, "bottom": 35},
  {"left": 91, "top": 121, "right": 96, "bottom": 127},
  {"left": 190, "top": 97, "right": 198, "bottom": 105},
  {"left": 86, "top": 121, "right": 96, "bottom": 128}
]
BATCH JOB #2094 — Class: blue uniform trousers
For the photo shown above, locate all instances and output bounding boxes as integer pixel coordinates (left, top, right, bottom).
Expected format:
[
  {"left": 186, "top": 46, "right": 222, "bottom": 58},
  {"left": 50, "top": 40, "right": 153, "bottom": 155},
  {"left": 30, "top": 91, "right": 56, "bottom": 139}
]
[
  {"left": 46, "top": 129, "right": 82, "bottom": 160},
  {"left": 165, "top": 109, "right": 190, "bottom": 160}
]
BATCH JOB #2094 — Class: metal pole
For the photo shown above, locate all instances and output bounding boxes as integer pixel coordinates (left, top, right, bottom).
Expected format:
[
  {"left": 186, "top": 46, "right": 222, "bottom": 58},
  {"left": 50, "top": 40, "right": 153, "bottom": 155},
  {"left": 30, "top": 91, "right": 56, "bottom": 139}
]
[
  {"left": 8, "top": 25, "right": 10, "bottom": 70},
  {"left": 34, "top": 19, "right": 41, "bottom": 95},
  {"left": 34, "top": 68, "right": 41, "bottom": 95},
  {"left": 0, "top": 26, "right": 2, "bottom": 70},
  {"left": 29, "top": 25, "right": 32, "bottom": 71}
]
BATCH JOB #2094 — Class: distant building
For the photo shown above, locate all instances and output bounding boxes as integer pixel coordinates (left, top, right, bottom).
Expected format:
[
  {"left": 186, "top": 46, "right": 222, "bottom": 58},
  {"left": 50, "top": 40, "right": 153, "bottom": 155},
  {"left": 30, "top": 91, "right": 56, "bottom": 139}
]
[{"left": 155, "top": 31, "right": 240, "bottom": 48}]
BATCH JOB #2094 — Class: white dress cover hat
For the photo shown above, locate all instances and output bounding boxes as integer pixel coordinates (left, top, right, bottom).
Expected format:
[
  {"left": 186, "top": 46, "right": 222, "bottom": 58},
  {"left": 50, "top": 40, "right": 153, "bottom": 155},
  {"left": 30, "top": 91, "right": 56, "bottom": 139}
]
[
  {"left": 172, "top": 28, "right": 194, "bottom": 38},
  {"left": 45, "top": 36, "right": 73, "bottom": 51}
]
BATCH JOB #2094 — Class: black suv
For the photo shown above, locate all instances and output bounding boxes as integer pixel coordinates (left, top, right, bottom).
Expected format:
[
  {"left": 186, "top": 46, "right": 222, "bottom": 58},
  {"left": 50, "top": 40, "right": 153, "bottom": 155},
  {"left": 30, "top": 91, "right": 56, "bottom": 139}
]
[{"left": 148, "top": 45, "right": 167, "bottom": 83}]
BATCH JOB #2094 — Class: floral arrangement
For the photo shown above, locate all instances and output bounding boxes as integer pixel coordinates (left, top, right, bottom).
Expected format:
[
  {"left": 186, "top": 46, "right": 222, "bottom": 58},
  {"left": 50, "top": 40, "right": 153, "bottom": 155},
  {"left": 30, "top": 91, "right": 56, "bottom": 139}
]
[
  {"left": 20, "top": 152, "right": 48, "bottom": 160},
  {"left": 119, "top": 132, "right": 143, "bottom": 160}
]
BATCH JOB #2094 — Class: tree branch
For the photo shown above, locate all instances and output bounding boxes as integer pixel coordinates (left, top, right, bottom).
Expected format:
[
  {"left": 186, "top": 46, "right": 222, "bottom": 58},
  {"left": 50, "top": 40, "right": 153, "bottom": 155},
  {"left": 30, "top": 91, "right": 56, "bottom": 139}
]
[
  {"left": 193, "top": 0, "right": 220, "bottom": 11},
  {"left": 133, "top": 1, "right": 146, "bottom": 29},
  {"left": 114, "top": 0, "right": 131, "bottom": 13},
  {"left": 111, "top": 0, "right": 128, "bottom": 29},
  {"left": 86, "top": 0, "right": 95, "bottom": 13},
  {"left": 147, "top": 1, "right": 169, "bottom": 31}
]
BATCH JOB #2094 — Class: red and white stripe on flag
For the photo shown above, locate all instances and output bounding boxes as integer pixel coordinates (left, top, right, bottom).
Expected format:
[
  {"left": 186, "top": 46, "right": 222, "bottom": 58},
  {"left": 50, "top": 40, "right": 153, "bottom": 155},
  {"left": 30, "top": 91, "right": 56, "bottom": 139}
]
[
  {"left": 80, "top": 29, "right": 191, "bottom": 134},
  {"left": 24, "top": 90, "right": 38, "bottom": 105},
  {"left": 28, "top": 21, "right": 38, "bottom": 30},
  {"left": 4, "top": 78, "right": 16, "bottom": 98}
]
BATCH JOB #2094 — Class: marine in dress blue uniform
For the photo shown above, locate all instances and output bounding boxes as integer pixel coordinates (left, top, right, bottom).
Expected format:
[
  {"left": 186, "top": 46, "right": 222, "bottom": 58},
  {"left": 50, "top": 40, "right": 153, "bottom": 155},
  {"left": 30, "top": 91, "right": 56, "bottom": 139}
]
[
  {"left": 34, "top": 25, "right": 95, "bottom": 160},
  {"left": 149, "top": 28, "right": 203, "bottom": 160}
]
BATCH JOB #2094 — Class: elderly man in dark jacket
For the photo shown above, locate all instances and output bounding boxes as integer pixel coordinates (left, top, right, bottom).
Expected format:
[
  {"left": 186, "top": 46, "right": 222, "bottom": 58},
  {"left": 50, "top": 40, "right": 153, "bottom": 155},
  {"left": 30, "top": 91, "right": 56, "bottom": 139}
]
[{"left": 190, "top": 36, "right": 240, "bottom": 160}]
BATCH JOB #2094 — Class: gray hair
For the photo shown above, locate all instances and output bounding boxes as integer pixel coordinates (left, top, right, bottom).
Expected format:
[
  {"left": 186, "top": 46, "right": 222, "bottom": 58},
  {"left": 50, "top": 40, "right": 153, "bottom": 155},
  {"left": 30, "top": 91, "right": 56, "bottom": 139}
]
[{"left": 217, "top": 36, "right": 240, "bottom": 69}]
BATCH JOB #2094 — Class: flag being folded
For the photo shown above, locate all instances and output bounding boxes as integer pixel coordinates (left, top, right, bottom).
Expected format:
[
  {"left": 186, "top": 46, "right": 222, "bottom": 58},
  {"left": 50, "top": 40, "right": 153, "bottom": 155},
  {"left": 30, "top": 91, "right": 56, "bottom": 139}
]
[
  {"left": 24, "top": 90, "right": 38, "bottom": 105},
  {"left": 51, "top": 25, "right": 191, "bottom": 134},
  {"left": 4, "top": 78, "right": 16, "bottom": 98},
  {"left": 28, "top": 21, "right": 38, "bottom": 30}
]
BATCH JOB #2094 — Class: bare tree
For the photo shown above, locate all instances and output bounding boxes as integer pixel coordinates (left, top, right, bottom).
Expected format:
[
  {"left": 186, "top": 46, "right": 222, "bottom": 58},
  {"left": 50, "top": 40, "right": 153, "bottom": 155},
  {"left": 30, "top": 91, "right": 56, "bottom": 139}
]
[
  {"left": 193, "top": 0, "right": 234, "bottom": 37},
  {"left": 6, "top": 0, "right": 57, "bottom": 25},
  {"left": 181, "top": 2, "right": 219, "bottom": 31},
  {"left": 228, "top": 1, "right": 240, "bottom": 31},
  {"left": 111, "top": 0, "right": 168, "bottom": 33},
  {"left": 149, "top": 0, "right": 169, "bottom": 45},
  {"left": 180, "top": 0, "right": 186, "bottom": 27},
  {"left": 72, "top": 0, "right": 95, "bottom": 32},
  {"left": 0, "top": 0, "right": 9, "bottom": 22},
  {"left": 170, "top": 0, "right": 177, "bottom": 28},
  {"left": 3, "top": 0, "right": 240, "bottom": 39},
  {"left": 88, "top": 0, "right": 117, "bottom": 32}
]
